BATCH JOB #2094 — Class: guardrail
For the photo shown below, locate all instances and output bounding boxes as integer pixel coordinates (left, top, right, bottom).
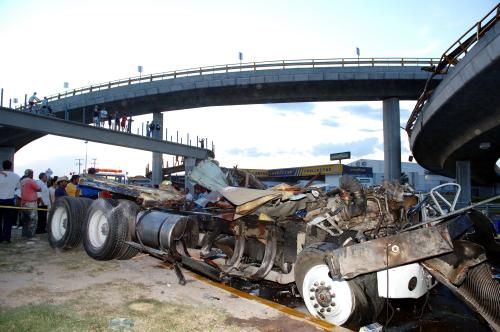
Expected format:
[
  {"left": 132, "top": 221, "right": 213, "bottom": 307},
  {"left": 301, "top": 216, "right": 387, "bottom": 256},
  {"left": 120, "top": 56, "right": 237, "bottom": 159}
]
[
  {"left": 34, "top": 57, "right": 438, "bottom": 103},
  {"left": 405, "top": 3, "right": 500, "bottom": 135}
]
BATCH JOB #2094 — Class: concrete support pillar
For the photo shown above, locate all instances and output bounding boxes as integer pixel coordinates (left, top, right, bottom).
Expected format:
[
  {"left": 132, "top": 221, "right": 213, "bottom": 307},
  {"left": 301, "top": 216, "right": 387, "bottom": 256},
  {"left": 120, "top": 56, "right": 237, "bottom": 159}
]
[
  {"left": 151, "top": 112, "right": 164, "bottom": 186},
  {"left": 456, "top": 160, "right": 471, "bottom": 207},
  {"left": 0, "top": 147, "right": 15, "bottom": 170},
  {"left": 184, "top": 157, "right": 197, "bottom": 194},
  {"left": 383, "top": 98, "right": 401, "bottom": 183}
]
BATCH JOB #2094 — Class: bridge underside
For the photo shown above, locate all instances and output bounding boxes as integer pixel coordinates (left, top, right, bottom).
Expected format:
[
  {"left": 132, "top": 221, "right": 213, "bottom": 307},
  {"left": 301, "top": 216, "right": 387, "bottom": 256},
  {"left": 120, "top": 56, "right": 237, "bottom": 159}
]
[
  {"left": 89, "top": 79, "right": 430, "bottom": 116},
  {"left": 410, "top": 26, "right": 500, "bottom": 185}
]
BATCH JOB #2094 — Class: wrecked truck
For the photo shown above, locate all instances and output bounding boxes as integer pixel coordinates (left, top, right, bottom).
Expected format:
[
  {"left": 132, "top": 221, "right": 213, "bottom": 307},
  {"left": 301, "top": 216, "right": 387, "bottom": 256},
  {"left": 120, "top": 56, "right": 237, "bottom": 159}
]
[{"left": 47, "top": 159, "right": 500, "bottom": 330}]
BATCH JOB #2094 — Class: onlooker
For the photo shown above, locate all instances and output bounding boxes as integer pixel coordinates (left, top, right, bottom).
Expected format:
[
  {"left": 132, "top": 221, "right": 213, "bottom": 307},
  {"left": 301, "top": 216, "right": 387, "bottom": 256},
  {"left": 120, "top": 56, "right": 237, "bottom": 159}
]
[
  {"left": 155, "top": 123, "right": 161, "bottom": 139},
  {"left": 36, "top": 172, "right": 50, "bottom": 234},
  {"left": 93, "top": 105, "right": 100, "bottom": 127},
  {"left": 120, "top": 115, "right": 127, "bottom": 132},
  {"left": 127, "top": 116, "right": 133, "bottom": 133},
  {"left": 20, "top": 169, "right": 41, "bottom": 239},
  {"left": 107, "top": 110, "right": 113, "bottom": 129},
  {"left": 100, "top": 107, "right": 108, "bottom": 128},
  {"left": 146, "top": 121, "right": 150, "bottom": 137},
  {"left": 149, "top": 122, "right": 155, "bottom": 138},
  {"left": 41, "top": 97, "right": 53, "bottom": 115},
  {"left": 55, "top": 176, "right": 69, "bottom": 197},
  {"left": 66, "top": 175, "right": 80, "bottom": 197},
  {"left": 0, "top": 160, "right": 20, "bottom": 244},
  {"left": 48, "top": 177, "right": 58, "bottom": 206},
  {"left": 199, "top": 138, "right": 205, "bottom": 148},
  {"left": 114, "top": 111, "right": 120, "bottom": 130},
  {"left": 28, "top": 92, "right": 41, "bottom": 111},
  {"left": 79, "top": 168, "right": 99, "bottom": 199}
]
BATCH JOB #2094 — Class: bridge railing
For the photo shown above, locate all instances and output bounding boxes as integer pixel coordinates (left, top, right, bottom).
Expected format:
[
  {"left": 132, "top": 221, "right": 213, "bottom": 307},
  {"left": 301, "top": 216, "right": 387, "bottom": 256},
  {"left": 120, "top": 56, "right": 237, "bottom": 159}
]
[
  {"left": 38, "top": 57, "right": 439, "bottom": 103},
  {"left": 406, "top": 3, "right": 500, "bottom": 135}
]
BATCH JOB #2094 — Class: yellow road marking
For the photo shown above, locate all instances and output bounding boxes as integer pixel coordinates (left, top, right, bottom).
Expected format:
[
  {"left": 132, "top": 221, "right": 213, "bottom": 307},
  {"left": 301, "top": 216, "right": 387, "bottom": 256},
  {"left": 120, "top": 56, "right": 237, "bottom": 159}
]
[
  {"left": 0, "top": 205, "right": 48, "bottom": 211},
  {"left": 157, "top": 262, "right": 352, "bottom": 332}
]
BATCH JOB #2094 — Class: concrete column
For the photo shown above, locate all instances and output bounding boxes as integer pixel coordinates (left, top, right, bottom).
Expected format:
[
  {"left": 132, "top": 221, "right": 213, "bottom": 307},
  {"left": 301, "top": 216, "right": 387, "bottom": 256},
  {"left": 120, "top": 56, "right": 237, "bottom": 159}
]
[
  {"left": 184, "top": 157, "right": 197, "bottom": 194},
  {"left": 0, "top": 147, "right": 15, "bottom": 170},
  {"left": 456, "top": 160, "right": 471, "bottom": 207},
  {"left": 383, "top": 98, "right": 401, "bottom": 183},
  {"left": 151, "top": 112, "right": 164, "bottom": 186}
]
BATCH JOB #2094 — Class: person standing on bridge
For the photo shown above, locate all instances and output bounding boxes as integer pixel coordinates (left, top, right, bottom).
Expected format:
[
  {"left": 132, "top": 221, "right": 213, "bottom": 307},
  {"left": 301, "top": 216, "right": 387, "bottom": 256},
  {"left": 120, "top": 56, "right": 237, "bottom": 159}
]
[
  {"left": 120, "top": 115, "right": 127, "bottom": 132},
  {"left": 28, "top": 92, "right": 41, "bottom": 112},
  {"left": 155, "top": 123, "right": 161, "bottom": 139},
  {"left": 0, "top": 160, "right": 20, "bottom": 244},
  {"left": 93, "top": 105, "right": 100, "bottom": 127},
  {"left": 114, "top": 111, "right": 120, "bottom": 130},
  {"left": 148, "top": 122, "right": 155, "bottom": 138},
  {"left": 20, "top": 169, "right": 41, "bottom": 239},
  {"left": 41, "top": 97, "right": 53, "bottom": 115},
  {"left": 100, "top": 107, "right": 108, "bottom": 128}
]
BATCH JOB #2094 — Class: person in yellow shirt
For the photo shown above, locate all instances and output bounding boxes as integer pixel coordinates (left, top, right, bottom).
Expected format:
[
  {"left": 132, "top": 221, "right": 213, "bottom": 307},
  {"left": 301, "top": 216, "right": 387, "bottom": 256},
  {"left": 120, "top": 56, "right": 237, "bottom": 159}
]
[{"left": 66, "top": 175, "right": 80, "bottom": 197}]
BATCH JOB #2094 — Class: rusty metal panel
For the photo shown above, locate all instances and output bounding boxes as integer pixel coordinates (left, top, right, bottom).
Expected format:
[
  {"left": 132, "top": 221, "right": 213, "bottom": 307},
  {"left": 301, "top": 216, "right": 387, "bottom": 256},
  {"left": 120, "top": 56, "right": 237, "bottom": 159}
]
[{"left": 331, "top": 226, "right": 453, "bottom": 279}]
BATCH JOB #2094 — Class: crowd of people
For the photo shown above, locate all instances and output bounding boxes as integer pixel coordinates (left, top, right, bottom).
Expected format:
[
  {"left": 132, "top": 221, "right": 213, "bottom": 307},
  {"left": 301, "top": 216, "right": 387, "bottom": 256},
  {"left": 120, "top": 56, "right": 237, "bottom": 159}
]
[
  {"left": 93, "top": 105, "right": 133, "bottom": 133},
  {"left": 0, "top": 160, "right": 95, "bottom": 244}
]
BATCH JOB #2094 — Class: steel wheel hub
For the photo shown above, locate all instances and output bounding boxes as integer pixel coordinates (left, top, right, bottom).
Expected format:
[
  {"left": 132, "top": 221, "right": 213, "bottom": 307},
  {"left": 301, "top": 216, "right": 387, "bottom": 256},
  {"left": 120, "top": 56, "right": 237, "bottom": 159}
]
[{"left": 302, "top": 264, "right": 354, "bottom": 325}]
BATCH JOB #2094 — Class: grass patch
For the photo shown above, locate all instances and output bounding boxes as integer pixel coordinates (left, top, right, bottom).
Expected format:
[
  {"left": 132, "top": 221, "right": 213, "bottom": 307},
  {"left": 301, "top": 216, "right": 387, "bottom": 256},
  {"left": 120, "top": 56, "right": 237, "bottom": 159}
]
[
  {"left": 0, "top": 304, "right": 107, "bottom": 332},
  {"left": 0, "top": 298, "right": 246, "bottom": 332}
]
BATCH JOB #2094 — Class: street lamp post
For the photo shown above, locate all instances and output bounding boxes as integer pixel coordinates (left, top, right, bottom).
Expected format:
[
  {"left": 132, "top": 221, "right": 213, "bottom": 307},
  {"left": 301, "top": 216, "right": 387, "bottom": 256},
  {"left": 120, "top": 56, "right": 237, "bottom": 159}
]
[
  {"left": 356, "top": 47, "right": 360, "bottom": 65},
  {"left": 138, "top": 65, "right": 143, "bottom": 79},
  {"left": 84, "top": 141, "right": 88, "bottom": 172}
]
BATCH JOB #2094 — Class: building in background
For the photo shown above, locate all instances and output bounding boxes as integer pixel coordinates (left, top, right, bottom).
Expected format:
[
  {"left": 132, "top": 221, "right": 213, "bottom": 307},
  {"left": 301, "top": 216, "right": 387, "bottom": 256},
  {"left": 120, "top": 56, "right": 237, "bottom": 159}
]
[{"left": 349, "top": 159, "right": 454, "bottom": 192}]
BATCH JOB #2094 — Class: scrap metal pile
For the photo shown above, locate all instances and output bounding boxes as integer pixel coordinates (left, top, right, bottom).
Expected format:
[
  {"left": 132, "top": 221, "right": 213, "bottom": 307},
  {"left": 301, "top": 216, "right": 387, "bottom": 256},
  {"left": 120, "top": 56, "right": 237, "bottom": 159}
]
[{"left": 188, "top": 159, "right": 415, "bottom": 237}]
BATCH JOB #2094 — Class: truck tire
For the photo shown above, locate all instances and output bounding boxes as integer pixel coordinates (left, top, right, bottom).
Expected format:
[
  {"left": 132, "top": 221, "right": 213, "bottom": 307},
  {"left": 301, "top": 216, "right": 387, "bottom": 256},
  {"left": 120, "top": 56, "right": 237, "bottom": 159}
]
[
  {"left": 294, "top": 242, "right": 383, "bottom": 328},
  {"left": 48, "top": 197, "right": 90, "bottom": 250},
  {"left": 83, "top": 199, "right": 138, "bottom": 260},
  {"left": 115, "top": 200, "right": 140, "bottom": 260}
]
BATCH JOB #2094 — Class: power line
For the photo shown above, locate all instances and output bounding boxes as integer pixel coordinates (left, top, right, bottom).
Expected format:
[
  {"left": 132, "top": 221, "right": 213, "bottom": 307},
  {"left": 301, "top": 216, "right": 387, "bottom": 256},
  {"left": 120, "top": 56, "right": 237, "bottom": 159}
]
[{"left": 75, "top": 158, "right": 83, "bottom": 174}]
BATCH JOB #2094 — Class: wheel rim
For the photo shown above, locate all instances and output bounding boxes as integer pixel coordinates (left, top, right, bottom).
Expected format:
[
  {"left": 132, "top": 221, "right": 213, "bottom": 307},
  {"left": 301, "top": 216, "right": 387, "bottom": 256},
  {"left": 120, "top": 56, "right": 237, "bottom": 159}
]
[
  {"left": 302, "top": 264, "right": 354, "bottom": 325},
  {"left": 88, "top": 209, "right": 109, "bottom": 248},
  {"left": 51, "top": 207, "right": 68, "bottom": 241}
]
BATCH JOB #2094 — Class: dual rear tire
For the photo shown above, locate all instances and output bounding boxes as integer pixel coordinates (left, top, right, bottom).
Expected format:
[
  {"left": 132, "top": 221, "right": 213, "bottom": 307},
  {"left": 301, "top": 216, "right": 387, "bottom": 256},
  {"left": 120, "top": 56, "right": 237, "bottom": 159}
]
[
  {"left": 48, "top": 197, "right": 93, "bottom": 250},
  {"left": 83, "top": 199, "right": 139, "bottom": 260},
  {"left": 48, "top": 197, "right": 139, "bottom": 261}
]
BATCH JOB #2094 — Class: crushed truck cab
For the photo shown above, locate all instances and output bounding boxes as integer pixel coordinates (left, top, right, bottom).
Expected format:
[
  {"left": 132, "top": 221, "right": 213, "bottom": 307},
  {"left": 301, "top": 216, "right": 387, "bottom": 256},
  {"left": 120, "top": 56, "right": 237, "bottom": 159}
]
[{"left": 48, "top": 159, "right": 500, "bottom": 330}]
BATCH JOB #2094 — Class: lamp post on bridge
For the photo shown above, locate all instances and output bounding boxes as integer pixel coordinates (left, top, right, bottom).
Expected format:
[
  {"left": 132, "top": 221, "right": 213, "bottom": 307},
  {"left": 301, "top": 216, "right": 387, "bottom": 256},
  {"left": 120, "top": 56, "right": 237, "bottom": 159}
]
[
  {"left": 84, "top": 141, "right": 88, "bottom": 173},
  {"left": 356, "top": 47, "right": 360, "bottom": 65},
  {"left": 138, "top": 65, "right": 143, "bottom": 79}
]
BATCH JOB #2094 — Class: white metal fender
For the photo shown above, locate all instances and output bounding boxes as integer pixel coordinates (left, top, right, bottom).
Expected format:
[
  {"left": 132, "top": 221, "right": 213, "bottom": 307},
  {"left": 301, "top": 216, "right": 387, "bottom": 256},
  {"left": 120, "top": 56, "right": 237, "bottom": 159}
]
[{"left": 377, "top": 263, "right": 431, "bottom": 299}]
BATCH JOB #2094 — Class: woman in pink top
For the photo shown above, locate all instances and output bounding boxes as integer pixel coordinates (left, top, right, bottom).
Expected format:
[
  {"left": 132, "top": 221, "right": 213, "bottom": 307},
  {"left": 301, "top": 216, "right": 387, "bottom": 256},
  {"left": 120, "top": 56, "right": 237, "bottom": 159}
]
[{"left": 20, "top": 169, "right": 41, "bottom": 239}]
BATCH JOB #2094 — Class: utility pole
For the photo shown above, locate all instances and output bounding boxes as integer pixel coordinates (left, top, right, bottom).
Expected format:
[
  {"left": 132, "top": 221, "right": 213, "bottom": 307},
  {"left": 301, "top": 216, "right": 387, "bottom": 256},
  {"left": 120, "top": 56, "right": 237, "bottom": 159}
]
[
  {"left": 91, "top": 158, "right": 97, "bottom": 169},
  {"left": 75, "top": 158, "right": 83, "bottom": 174}
]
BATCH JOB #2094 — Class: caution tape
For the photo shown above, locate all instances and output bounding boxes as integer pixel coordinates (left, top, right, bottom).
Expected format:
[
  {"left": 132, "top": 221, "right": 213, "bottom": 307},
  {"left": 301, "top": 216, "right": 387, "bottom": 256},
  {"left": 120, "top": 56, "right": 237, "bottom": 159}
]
[{"left": 0, "top": 205, "right": 49, "bottom": 212}]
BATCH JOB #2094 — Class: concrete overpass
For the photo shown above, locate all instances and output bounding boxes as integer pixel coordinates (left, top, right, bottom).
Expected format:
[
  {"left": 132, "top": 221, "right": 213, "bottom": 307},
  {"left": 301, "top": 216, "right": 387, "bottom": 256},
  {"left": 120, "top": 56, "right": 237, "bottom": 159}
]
[
  {"left": 3, "top": 57, "right": 442, "bottom": 183},
  {"left": 0, "top": 107, "right": 213, "bottom": 160},
  {"left": 408, "top": 6, "right": 500, "bottom": 200}
]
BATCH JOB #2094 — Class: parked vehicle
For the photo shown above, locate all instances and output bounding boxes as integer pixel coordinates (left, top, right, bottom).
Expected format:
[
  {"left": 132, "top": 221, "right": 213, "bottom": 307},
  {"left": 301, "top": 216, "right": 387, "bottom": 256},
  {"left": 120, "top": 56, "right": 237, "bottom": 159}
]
[{"left": 47, "top": 159, "right": 500, "bottom": 330}]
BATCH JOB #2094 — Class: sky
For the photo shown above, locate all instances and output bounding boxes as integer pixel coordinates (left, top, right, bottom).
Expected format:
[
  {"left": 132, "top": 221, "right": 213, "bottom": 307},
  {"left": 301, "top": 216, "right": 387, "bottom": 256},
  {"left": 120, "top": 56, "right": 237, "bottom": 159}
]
[{"left": 1, "top": 0, "right": 497, "bottom": 177}]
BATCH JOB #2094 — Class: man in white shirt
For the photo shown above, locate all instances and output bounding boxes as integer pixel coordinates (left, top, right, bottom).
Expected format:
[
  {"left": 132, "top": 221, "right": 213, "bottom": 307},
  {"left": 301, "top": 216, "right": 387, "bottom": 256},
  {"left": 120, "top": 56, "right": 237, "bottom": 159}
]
[
  {"left": 28, "top": 92, "right": 41, "bottom": 111},
  {"left": 36, "top": 172, "right": 50, "bottom": 234},
  {"left": 0, "top": 160, "right": 20, "bottom": 243}
]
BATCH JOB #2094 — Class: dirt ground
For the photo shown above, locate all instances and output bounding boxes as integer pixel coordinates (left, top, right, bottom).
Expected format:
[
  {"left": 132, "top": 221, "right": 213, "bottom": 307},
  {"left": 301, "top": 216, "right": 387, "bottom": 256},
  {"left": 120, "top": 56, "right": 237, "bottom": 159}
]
[{"left": 0, "top": 234, "right": 326, "bottom": 332}]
